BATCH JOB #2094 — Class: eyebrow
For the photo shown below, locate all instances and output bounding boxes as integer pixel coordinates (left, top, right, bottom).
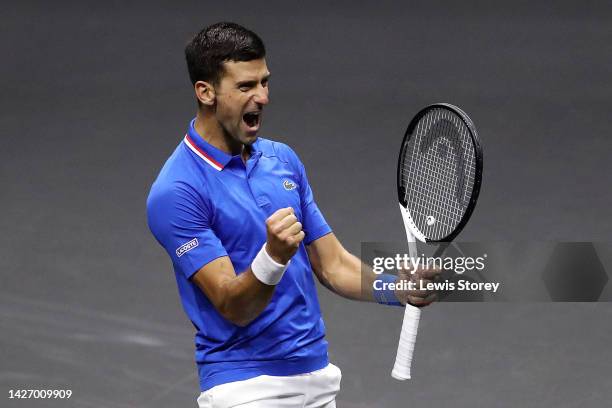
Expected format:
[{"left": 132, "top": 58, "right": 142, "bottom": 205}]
[{"left": 236, "top": 73, "right": 271, "bottom": 87}]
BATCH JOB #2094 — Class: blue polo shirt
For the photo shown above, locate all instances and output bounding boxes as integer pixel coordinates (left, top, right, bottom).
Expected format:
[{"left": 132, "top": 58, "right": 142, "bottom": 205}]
[{"left": 146, "top": 119, "right": 331, "bottom": 391}]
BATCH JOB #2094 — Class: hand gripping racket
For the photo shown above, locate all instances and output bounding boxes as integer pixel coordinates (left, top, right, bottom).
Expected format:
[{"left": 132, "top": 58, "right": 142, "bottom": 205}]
[{"left": 391, "top": 103, "right": 483, "bottom": 380}]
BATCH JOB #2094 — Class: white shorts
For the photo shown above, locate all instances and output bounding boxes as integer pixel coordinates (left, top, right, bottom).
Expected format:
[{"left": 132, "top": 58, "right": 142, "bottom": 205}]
[{"left": 197, "top": 363, "right": 342, "bottom": 408}]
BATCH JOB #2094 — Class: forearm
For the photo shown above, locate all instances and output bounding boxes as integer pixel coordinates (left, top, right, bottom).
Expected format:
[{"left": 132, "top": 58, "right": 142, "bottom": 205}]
[
  {"left": 308, "top": 234, "right": 437, "bottom": 307},
  {"left": 318, "top": 249, "right": 378, "bottom": 302},
  {"left": 192, "top": 246, "right": 289, "bottom": 327},
  {"left": 217, "top": 268, "right": 276, "bottom": 326}
]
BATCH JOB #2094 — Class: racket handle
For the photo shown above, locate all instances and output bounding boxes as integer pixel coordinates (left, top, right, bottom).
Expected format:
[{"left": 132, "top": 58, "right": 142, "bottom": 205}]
[{"left": 391, "top": 304, "right": 421, "bottom": 380}]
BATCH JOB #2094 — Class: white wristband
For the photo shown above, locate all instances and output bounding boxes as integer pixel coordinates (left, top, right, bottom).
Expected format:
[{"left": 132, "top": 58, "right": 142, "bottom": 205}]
[{"left": 251, "top": 244, "right": 290, "bottom": 285}]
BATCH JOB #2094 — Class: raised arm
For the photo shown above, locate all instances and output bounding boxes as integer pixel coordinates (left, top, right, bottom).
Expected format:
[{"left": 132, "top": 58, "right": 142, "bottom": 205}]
[{"left": 191, "top": 207, "right": 304, "bottom": 327}]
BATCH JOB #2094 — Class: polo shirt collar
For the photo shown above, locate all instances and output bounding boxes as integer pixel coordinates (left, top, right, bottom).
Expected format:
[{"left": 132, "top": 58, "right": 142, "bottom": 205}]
[
  {"left": 184, "top": 119, "right": 262, "bottom": 171},
  {"left": 183, "top": 119, "right": 232, "bottom": 171}
]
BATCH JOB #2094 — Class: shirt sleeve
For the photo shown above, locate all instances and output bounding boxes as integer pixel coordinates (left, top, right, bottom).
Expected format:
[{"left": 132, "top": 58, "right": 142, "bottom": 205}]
[
  {"left": 146, "top": 181, "right": 227, "bottom": 279},
  {"left": 295, "top": 158, "right": 332, "bottom": 245}
]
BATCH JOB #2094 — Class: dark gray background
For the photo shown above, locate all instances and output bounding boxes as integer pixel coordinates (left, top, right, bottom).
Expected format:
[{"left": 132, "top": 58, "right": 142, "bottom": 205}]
[{"left": 2, "top": 1, "right": 611, "bottom": 407}]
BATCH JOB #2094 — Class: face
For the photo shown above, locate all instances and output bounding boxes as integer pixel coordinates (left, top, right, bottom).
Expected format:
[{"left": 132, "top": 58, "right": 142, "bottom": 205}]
[{"left": 213, "top": 58, "right": 270, "bottom": 148}]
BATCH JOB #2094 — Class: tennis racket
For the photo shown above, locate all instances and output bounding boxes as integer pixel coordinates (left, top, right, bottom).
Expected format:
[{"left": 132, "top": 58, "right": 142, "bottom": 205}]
[{"left": 391, "top": 103, "right": 483, "bottom": 380}]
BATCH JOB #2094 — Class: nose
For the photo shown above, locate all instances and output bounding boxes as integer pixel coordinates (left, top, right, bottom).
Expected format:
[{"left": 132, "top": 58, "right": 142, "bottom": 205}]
[{"left": 253, "top": 84, "right": 269, "bottom": 106}]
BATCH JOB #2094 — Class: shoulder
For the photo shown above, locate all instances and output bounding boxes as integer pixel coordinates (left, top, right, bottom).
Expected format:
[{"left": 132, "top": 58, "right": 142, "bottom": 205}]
[
  {"left": 146, "top": 175, "right": 211, "bottom": 239},
  {"left": 147, "top": 179, "right": 204, "bottom": 229},
  {"left": 147, "top": 144, "right": 209, "bottom": 213},
  {"left": 255, "top": 137, "right": 303, "bottom": 165}
]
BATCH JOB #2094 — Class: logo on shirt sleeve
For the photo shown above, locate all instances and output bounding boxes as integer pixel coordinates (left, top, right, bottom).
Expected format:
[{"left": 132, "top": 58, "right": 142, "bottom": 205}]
[
  {"left": 283, "top": 179, "right": 297, "bottom": 191},
  {"left": 176, "top": 238, "right": 199, "bottom": 257}
]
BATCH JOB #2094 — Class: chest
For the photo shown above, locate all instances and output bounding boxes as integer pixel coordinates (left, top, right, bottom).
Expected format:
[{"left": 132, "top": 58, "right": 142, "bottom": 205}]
[{"left": 207, "top": 156, "right": 303, "bottom": 257}]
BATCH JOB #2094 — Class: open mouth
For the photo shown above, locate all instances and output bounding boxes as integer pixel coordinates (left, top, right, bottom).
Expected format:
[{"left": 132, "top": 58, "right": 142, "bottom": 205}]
[{"left": 242, "top": 111, "right": 261, "bottom": 130}]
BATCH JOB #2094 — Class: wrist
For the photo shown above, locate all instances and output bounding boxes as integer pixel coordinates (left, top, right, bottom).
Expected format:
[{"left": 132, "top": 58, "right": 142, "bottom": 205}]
[
  {"left": 372, "top": 274, "right": 403, "bottom": 307},
  {"left": 266, "top": 246, "right": 288, "bottom": 265},
  {"left": 251, "top": 244, "right": 290, "bottom": 285}
]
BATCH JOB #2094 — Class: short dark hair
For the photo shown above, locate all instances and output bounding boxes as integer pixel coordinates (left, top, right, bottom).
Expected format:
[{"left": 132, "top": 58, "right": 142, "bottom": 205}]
[{"left": 185, "top": 22, "right": 266, "bottom": 86}]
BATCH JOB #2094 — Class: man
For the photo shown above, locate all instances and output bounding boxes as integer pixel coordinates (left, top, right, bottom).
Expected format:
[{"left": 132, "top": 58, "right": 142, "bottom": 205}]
[{"left": 147, "top": 22, "right": 437, "bottom": 408}]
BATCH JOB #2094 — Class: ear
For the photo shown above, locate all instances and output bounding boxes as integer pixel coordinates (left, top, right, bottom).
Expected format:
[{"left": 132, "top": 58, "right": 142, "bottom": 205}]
[{"left": 194, "top": 80, "right": 216, "bottom": 106}]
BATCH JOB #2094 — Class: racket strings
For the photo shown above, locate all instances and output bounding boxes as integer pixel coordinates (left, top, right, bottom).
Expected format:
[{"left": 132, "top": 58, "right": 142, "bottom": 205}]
[
  {"left": 401, "top": 108, "right": 476, "bottom": 240},
  {"left": 411, "top": 111, "right": 472, "bottom": 236},
  {"left": 412, "top": 110, "right": 473, "bottom": 237},
  {"left": 404, "top": 114, "right": 460, "bottom": 232}
]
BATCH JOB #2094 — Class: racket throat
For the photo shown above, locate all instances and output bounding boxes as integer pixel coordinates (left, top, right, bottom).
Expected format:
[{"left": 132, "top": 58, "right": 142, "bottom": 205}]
[{"left": 399, "top": 204, "right": 426, "bottom": 249}]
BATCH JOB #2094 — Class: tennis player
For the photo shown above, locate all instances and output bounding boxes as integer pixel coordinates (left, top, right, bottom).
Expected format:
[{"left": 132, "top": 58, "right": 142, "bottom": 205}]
[{"left": 146, "top": 22, "right": 437, "bottom": 408}]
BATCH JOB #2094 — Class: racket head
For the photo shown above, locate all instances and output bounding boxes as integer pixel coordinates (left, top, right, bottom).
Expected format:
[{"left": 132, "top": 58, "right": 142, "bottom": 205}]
[{"left": 397, "top": 103, "right": 483, "bottom": 242}]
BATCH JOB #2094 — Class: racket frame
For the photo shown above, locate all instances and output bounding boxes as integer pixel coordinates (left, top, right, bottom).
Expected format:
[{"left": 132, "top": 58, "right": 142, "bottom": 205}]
[{"left": 396, "top": 103, "right": 483, "bottom": 243}]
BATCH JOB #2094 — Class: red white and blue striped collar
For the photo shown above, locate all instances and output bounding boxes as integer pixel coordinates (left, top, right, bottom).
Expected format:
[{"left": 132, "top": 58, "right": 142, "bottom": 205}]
[
  {"left": 183, "top": 119, "right": 233, "bottom": 171},
  {"left": 183, "top": 134, "right": 227, "bottom": 171},
  {"left": 184, "top": 118, "right": 264, "bottom": 171}
]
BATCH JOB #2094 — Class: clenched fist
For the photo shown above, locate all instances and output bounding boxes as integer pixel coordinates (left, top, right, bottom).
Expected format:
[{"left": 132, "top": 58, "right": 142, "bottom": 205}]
[{"left": 265, "top": 207, "right": 305, "bottom": 265}]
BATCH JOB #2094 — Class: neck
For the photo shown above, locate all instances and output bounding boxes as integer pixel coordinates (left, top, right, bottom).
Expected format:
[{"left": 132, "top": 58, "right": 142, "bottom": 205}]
[{"left": 194, "top": 109, "right": 246, "bottom": 158}]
